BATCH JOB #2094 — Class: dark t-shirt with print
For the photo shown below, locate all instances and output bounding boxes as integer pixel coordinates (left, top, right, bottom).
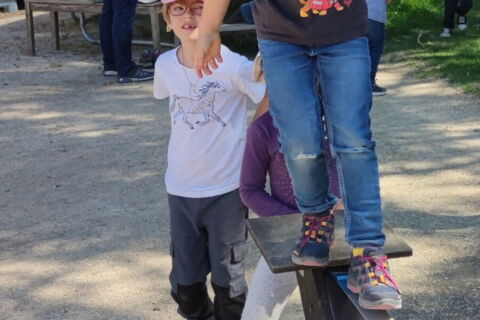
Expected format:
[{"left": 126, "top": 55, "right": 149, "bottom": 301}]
[{"left": 252, "top": 0, "right": 368, "bottom": 46}]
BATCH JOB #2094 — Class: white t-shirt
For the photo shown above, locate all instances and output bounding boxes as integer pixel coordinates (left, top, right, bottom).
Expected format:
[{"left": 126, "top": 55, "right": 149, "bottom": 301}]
[{"left": 154, "top": 45, "right": 266, "bottom": 198}]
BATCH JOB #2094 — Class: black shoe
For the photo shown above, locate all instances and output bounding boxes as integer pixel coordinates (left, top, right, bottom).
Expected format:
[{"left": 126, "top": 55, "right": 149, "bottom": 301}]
[
  {"left": 117, "top": 67, "right": 154, "bottom": 84},
  {"left": 138, "top": 49, "right": 161, "bottom": 69},
  {"left": 372, "top": 83, "right": 387, "bottom": 96}
]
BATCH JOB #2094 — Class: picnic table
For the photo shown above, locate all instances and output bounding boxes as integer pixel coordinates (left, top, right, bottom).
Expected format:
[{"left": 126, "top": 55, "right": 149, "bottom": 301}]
[
  {"left": 24, "top": 0, "right": 255, "bottom": 55},
  {"left": 25, "top": 0, "right": 164, "bottom": 55}
]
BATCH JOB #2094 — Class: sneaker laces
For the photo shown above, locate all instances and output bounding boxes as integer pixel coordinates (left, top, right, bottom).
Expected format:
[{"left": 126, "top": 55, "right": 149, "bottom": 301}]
[
  {"left": 358, "top": 255, "right": 401, "bottom": 292},
  {"left": 299, "top": 214, "right": 333, "bottom": 249}
]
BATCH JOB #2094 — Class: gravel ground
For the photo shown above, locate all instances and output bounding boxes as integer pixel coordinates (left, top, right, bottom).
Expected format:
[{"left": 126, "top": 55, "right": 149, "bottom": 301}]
[{"left": 1, "top": 10, "right": 479, "bottom": 320}]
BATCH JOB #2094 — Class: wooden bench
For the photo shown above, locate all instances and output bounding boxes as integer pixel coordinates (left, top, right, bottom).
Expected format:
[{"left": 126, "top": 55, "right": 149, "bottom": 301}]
[
  {"left": 246, "top": 211, "right": 413, "bottom": 320},
  {"left": 24, "top": 0, "right": 256, "bottom": 56}
]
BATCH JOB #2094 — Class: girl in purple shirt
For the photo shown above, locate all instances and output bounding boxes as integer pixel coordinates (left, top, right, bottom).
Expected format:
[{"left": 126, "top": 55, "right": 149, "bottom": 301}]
[{"left": 239, "top": 78, "right": 341, "bottom": 319}]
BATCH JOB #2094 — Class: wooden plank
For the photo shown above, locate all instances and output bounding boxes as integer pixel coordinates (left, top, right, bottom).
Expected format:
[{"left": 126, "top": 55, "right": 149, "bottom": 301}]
[
  {"left": 26, "top": 0, "right": 164, "bottom": 6},
  {"left": 30, "top": 3, "right": 101, "bottom": 12},
  {"left": 50, "top": 10, "right": 60, "bottom": 50},
  {"left": 26, "top": 0, "right": 97, "bottom": 4},
  {"left": 25, "top": 1, "right": 35, "bottom": 55},
  {"left": 29, "top": 2, "right": 160, "bottom": 14},
  {"left": 246, "top": 211, "right": 413, "bottom": 274}
]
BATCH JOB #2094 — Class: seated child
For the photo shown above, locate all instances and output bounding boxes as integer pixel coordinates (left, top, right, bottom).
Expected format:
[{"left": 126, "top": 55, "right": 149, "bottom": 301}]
[{"left": 153, "top": 1, "right": 266, "bottom": 319}]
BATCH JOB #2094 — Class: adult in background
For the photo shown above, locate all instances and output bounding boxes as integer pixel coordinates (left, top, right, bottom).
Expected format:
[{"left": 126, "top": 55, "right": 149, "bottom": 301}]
[
  {"left": 99, "top": 0, "right": 154, "bottom": 83},
  {"left": 440, "top": 0, "right": 474, "bottom": 38},
  {"left": 366, "top": 0, "right": 394, "bottom": 96}
]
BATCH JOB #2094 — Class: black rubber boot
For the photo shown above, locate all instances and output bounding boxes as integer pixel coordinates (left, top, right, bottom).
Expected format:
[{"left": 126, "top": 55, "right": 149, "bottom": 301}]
[
  {"left": 211, "top": 282, "right": 246, "bottom": 320},
  {"left": 171, "top": 282, "right": 214, "bottom": 320}
]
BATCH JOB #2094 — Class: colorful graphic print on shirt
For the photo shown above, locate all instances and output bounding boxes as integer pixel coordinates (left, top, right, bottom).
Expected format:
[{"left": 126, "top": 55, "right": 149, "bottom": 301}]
[
  {"left": 299, "top": 0, "right": 353, "bottom": 18},
  {"left": 169, "top": 81, "right": 227, "bottom": 130}
]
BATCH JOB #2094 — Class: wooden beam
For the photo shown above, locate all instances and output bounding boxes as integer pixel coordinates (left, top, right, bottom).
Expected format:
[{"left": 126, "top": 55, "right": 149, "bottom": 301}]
[
  {"left": 50, "top": 10, "right": 60, "bottom": 50},
  {"left": 25, "top": 1, "right": 35, "bottom": 55},
  {"left": 149, "top": 6, "right": 160, "bottom": 50}
]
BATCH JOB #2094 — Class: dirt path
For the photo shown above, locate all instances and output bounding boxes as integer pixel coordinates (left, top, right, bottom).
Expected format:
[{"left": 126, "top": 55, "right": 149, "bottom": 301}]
[{"left": 1, "top": 11, "right": 479, "bottom": 320}]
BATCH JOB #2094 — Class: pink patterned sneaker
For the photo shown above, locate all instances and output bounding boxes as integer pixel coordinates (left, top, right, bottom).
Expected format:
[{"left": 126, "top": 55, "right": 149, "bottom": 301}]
[
  {"left": 347, "top": 247, "right": 402, "bottom": 310},
  {"left": 291, "top": 211, "right": 335, "bottom": 267}
]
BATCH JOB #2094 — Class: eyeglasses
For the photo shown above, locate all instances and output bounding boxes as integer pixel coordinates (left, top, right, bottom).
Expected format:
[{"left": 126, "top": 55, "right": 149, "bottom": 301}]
[{"left": 168, "top": 2, "right": 203, "bottom": 16}]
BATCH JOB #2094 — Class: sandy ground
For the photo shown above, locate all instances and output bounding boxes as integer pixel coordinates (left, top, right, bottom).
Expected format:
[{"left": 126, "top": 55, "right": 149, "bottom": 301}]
[{"left": 1, "top": 10, "right": 479, "bottom": 320}]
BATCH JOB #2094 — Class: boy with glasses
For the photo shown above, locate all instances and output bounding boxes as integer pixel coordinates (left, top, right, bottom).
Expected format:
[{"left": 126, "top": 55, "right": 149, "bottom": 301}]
[{"left": 153, "top": 1, "right": 266, "bottom": 318}]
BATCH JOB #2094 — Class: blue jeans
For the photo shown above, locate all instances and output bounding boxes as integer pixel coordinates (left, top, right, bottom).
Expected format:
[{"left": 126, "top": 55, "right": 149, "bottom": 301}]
[
  {"left": 367, "top": 19, "right": 385, "bottom": 84},
  {"left": 240, "top": 1, "right": 255, "bottom": 24},
  {"left": 258, "top": 37, "right": 385, "bottom": 247},
  {"left": 99, "top": 0, "right": 137, "bottom": 77}
]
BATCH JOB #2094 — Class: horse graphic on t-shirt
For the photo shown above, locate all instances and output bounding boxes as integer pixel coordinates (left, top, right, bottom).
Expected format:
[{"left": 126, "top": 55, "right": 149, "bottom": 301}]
[{"left": 169, "top": 81, "right": 227, "bottom": 130}]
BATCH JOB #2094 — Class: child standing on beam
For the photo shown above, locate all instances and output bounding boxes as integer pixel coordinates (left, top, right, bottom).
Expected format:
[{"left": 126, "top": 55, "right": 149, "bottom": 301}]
[
  {"left": 240, "top": 54, "right": 343, "bottom": 320},
  {"left": 194, "top": 0, "right": 402, "bottom": 310}
]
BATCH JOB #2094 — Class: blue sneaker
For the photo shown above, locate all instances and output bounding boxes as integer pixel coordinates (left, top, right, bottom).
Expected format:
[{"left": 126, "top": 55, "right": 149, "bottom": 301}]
[
  {"left": 291, "top": 211, "right": 335, "bottom": 267},
  {"left": 348, "top": 247, "right": 402, "bottom": 310}
]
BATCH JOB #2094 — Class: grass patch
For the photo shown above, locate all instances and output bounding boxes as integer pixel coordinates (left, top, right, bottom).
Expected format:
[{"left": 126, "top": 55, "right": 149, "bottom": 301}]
[{"left": 385, "top": 0, "right": 480, "bottom": 95}]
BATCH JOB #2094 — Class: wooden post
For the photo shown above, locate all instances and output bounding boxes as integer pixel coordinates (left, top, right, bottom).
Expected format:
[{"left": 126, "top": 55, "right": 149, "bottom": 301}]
[
  {"left": 50, "top": 10, "right": 60, "bottom": 50},
  {"left": 149, "top": 6, "right": 161, "bottom": 50},
  {"left": 25, "top": 1, "right": 35, "bottom": 55},
  {"left": 296, "top": 269, "right": 334, "bottom": 320}
]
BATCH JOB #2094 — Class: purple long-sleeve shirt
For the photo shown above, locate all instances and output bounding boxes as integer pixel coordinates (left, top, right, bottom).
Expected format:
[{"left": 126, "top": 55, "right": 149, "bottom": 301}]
[{"left": 240, "top": 112, "right": 341, "bottom": 217}]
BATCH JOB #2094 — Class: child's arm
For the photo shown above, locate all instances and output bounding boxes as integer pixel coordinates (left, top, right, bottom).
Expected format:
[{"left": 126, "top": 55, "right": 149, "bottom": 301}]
[
  {"left": 194, "top": 0, "right": 230, "bottom": 78},
  {"left": 240, "top": 123, "right": 298, "bottom": 217}
]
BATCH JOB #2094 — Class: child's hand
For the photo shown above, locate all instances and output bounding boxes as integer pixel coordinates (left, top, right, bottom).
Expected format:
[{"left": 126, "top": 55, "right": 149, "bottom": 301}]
[{"left": 194, "top": 31, "right": 223, "bottom": 78}]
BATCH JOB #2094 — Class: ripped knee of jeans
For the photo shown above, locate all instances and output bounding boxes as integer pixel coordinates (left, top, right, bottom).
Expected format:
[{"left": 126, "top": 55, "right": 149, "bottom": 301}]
[{"left": 294, "top": 152, "right": 319, "bottom": 160}]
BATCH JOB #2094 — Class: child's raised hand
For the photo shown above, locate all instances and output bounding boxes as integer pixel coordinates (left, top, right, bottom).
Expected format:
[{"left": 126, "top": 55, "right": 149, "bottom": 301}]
[{"left": 194, "top": 31, "right": 223, "bottom": 78}]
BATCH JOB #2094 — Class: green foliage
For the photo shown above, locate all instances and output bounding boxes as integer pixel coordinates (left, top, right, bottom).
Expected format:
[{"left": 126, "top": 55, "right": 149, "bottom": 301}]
[
  {"left": 388, "top": 0, "right": 440, "bottom": 35},
  {"left": 386, "top": 0, "right": 480, "bottom": 95}
]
